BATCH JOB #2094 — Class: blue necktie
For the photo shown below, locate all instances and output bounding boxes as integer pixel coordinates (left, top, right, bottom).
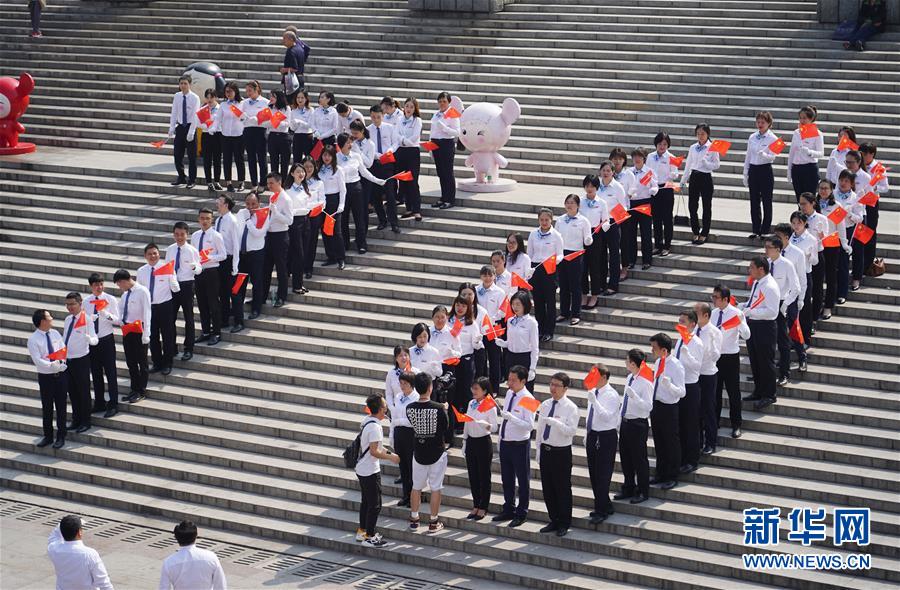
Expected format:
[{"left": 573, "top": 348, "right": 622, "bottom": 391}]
[
  {"left": 122, "top": 290, "right": 131, "bottom": 323},
  {"left": 376, "top": 127, "right": 383, "bottom": 153},
  {"left": 45, "top": 331, "right": 53, "bottom": 355},
  {"left": 240, "top": 224, "right": 249, "bottom": 253},
  {"left": 198, "top": 232, "right": 205, "bottom": 253},
  {"left": 175, "top": 247, "right": 182, "bottom": 272},
  {"left": 652, "top": 366, "right": 662, "bottom": 401},
  {"left": 676, "top": 340, "right": 683, "bottom": 359},
  {"left": 216, "top": 217, "right": 223, "bottom": 232},
  {"left": 182, "top": 94, "right": 187, "bottom": 125},
  {"left": 716, "top": 309, "right": 723, "bottom": 328},
  {"left": 64, "top": 317, "right": 75, "bottom": 345},
  {"left": 747, "top": 281, "right": 758, "bottom": 307},
  {"left": 770, "top": 261, "right": 775, "bottom": 276},
  {"left": 587, "top": 403, "right": 594, "bottom": 431},
  {"left": 500, "top": 392, "right": 517, "bottom": 439},
  {"left": 542, "top": 399, "right": 557, "bottom": 440},
  {"left": 92, "top": 299, "right": 101, "bottom": 332},
  {"left": 620, "top": 375, "right": 634, "bottom": 418},
  {"left": 149, "top": 270, "right": 156, "bottom": 304}
]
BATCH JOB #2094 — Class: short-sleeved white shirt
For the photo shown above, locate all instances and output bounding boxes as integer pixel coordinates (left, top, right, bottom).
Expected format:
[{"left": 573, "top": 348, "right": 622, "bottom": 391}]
[{"left": 355, "top": 419, "right": 383, "bottom": 477}]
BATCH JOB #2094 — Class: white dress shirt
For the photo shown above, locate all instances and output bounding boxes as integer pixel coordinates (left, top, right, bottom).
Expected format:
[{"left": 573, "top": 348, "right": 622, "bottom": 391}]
[
  {"left": 264, "top": 106, "right": 291, "bottom": 134},
  {"left": 164, "top": 243, "right": 203, "bottom": 282},
  {"left": 367, "top": 122, "right": 399, "bottom": 157},
  {"left": 410, "top": 343, "right": 442, "bottom": 378},
  {"left": 337, "top": 150, "right": 381, "bottom": 185},
  {"left": 383, "top": 109, "right": 402, "bottom": 126},
  {"left": 695, "top": 324, "right": 722, "bottom": 376},
  {"left": 494, "top": 270, "right": 514, "bottom": 297},
  {"left": 527, "top": 227, "right": 564, "bottom": 273},
  {"left": 537, "top": 395, "right": 579, "bottom": 448},
  {"left": 385, "top": 365, "right": 416, "bottom": 407},
  {"left": 266, "top": 190, "right": 295, "bottom": 233},
  {"left": 317, "top": 165, "right": 348, "bottom": 211},
  {"left": 652, "top": 355, "right": 686, "bottom": 404},
  {"left": 351, "top": 137, "right": 375, "bottom": 168},
  {"left": 805, "top": 212, "right": 829, "bottom": 251},
  {"left": 554, "top": 214, "right": 593, "bottom": 250},
  {"left": 214, "top": 212, "right": 239, "bottom": 257},
  {"left": 85, "top": 292, "right": 119, "bottom": 339},
  {"left": 849, "top": 167, "right": 872, "bottom": 199},
  {"left": 48, "top": 525, "right": 114, "bottom": 590},
  {"left": 389, "top": 386, "right": 420, "bottom": 430},
  {"left": 28, "top": 328, "right": 67, "bottom": 374},
  {"left": 586, "top": 383, "right": 621, "bottom": 432},
  {"left": 449, "top": 317, "right": 483, "bottom": 356},
  {"left": 820, "top": 200, "right": 852, "bottom": 251},
  {"left": 137, "top": 262, "right": 179, "bottom": 304},
  {"left": 743, "top": 130, "right": 779, "bottom": 183},
  {"left": 597, "top": 178, "right": 629, "bottom": 215},
  {"left": 674, "top": 331, "right": 704, "bottom": 384},
  {"left": 217, "top": 99, "right": 244, "bottom": 138},
  {"left": 620, "top": 372, "right": 654, "bottom": 420},
  {"left": 826, "top": 148, "right": 850, "bottom": 186},
  {"left": 191, "top": 229, "right": 227, "bottom": 270},
  {"left": 429, "top": 110, "right": 460, "bottom": 140},
  {"left": 781, "top": 243, "right": 808, "bottom": 305},
  {"left": 430, "top": 325, "right": 461, "bottom": 360},
  {"left": 397, "top": 115, "right": 422, "bottom": 147},
  {"left": 234, "top": 207, "right": 271, "bottom": 254},
  {"left": 579, "top": 194, "right": 610, "bottom": 229},
  {"left": 168, "top": 90, "right": 200, "bottom": 139},
  {"left": 200, "top": 103, "right": 221, "bottom": 134},
  {"left": 118, "top": 283, "right": 153, "bottom": 335},
  {"left": 790, "top": 230, "right": 819, "bottom": 269},
  {"left": 339, "top": 109, "right": 365, "bottom": 134},
  {"left": 787, "top": 127, "right": 824, "bottom": 178},
  {"left": 867, "top": 160, "right": 890, "bottom": 194},
  {"left": 834, "top": 189, "right": 864, "bottom": 227},
  {"left": 613, "top": 168, "right": 636, "bottom": 198},
  {"left": 499, "top": 386, "right": 536, "bottom": 442},
  {"left": 238, "top": 97, "right": 268, "bottom": 129},
  {"left": 628, "top": 166, "right": 659, "bottom": 200},
  {"left": 713, "top": 305, "right": 751, "bottom": 354},
  {"left": 311, "top": 106, "right": 340, "bottom": 139},
  {"left": 505, "top": 252, "right": 531, "bottom": 280},
  {"left": 286, "top": 183, "right": 312, "bottom": 217},
  {"left": 289, "top": 106, "right": 314, "bottom": 134},
  {"left": 741, "top": 274, "right": 781, "bottom": 321},
  {"left": 768, "top": 255, "right": 800, "bottom": 309},
  {"left": 463, "top": 397, "right": 499, "bottom": 440},
  {"left": 62, "top": 311, "right": 99, "bottom": 359},
  {"left": 158, "top": 544, "right": 226, "bottom": 590},
  {"left": 496, "top": 314, "right": 539, "bottom": 373},
  {"left": 683, "top": 140, "right": 721, "bottom": 178},
  {"left": 648, "top": 150, "right": 680, "bottom": 184},
  {"left": 477, "top": 282, "right": 506, "bottom": 323}
]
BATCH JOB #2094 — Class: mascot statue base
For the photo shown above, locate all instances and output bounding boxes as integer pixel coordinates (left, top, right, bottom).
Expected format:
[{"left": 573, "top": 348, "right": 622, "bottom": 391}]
[
  {"left": 0, "top": 73, "right": 37, "bottom": 155},
  {"left": 453, "top": 96, "right": 521, "bottom": 194}
]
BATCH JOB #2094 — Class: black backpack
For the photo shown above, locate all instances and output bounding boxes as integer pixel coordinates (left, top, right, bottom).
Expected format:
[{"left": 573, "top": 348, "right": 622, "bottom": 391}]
[{"left": 343, "top": 419, "right": 377, "bottom": 468}]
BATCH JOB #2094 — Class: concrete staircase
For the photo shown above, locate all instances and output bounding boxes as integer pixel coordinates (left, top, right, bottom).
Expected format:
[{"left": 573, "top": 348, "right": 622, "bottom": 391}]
[{"left": 1, "top": 0, "right": 899, "bottom": 588}]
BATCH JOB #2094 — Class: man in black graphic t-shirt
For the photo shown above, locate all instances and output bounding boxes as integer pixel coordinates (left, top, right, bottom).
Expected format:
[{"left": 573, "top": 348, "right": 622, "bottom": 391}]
[{"left": 406, "top": 373, "right": 452, "bottom": 533}]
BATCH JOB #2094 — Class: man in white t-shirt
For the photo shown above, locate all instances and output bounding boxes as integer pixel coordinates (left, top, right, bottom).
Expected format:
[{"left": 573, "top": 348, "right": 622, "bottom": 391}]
[{"left": 355, "top": 394, "right": 400, "bottom": 547}]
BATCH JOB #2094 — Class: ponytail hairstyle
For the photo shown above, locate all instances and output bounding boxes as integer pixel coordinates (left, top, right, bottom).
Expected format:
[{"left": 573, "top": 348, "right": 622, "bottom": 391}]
[
  {"left": 318, "top": 91, "right": 335, "bottom": 107},
  {"left": 799, "top": 105, "right": 818, "bottom": 122},
  {"left": 348, "top": 119, "right": 369, "bottom": 139},
  {"left": 799, "top": 191, "right": 820, "bottom": 213},
  {"left": 336, "top": 132, "right": 352, "bottom": 150},
  {"left": 404, "top": 97, "right": 421, "bottom": 118},
  {"left": 335, "top": 100, "right": 351, "bottom": 115},
  {"left": 245, "top": 80, "right": 262, "bottom": 97},
  {"left": 381, "top": 96, "right": 401, "bottom": 111}
]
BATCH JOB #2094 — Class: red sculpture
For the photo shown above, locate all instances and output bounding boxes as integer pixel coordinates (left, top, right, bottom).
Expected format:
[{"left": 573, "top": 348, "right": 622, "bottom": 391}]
[{"left": 0, "top": 72, "right": 37, "bottom": 155}]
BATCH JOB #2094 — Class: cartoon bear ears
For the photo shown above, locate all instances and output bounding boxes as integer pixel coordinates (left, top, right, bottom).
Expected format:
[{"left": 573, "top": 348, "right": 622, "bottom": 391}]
[{"left": 449, "top": 96, "right": 520, "bottom": 126}]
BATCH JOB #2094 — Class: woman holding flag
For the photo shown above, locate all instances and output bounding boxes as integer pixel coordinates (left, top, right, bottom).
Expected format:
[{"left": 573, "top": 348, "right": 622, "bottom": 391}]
[
  {"left": 495, "top": 291, "right": 540, "bottom": 392},
  {"left": 462, "top": 376, "right": 499, "bottom": 520},
  {"left": 527, "top": 209, "right": 564, "bottom": 341},
  {"left": 554, "top": 194, "right": 593, "bottom": 326},
  {"left": 448, "top": 296, "right": 482, "bottom": 433}
]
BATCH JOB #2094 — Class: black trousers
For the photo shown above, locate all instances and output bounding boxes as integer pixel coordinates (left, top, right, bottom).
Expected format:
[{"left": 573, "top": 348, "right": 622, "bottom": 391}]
[
  {"left": 218, "top": 256, "right": 234, "bottom": 325},
  {"left": 173, "top": 124, "right": 197, "bottom": 182},
  {"left": 809, "top": 262, "right": 824, "bottom": 327},
  {"left": 699, "top": 373, "right": 718, "bottom": 450},
  {"left": 617, "top": 418, "right": 649, "bottom": 496},
  {"left": 323, "top": 193, "right": 346, "bottom": 263},
  {"left": 652, "top": 186, "right": 674, "bottom": 249},
  {"left": 822, "top": 246, "right": 839, "bottom": 309},
  {"left": 504, "top": 350, "right": 534, "bottom": 392},
  {"left": 623, "top": 197, "right": 653, "bottom": 266},
  {"left": 450, "top": 355, "right": 475, "bottom": 432},
  {"left": 650, "top": 400, "right": 680, "bottom": 481},
  {"left": 559, "top": 254, "right": 583, "bottom": 319},
  {"left": 465, "top": 434, "right": 493, "bottom": 510},
  {"left": 67, "top": 355, "right": 92, "bottom": 428},
  {"left": 581, "top": 236, "right": 606, "bottom": 295},
  {"left": 243, "top": 127, "right": 267, "bottom": 186},
  {"left": 222, "top": 135, "right": 245, "bottom": 183},
  {"left": 777, "top": 300, "right": 804, "bottom": 377},
  {"left": 122, "top": 332, "right": 148, "bottom": 394},
  {"left": 587, "top": 428, "right": 618, "bottom": 513},
  {"left": 748, "top": 163, "right": 774, "bottom": 235},
  {"left": 396, "top": 146, "right": 421, "bottom": 212},
  {"left": 499, "top": 439, "right": 530, "bottom": 518},
  {"left": 263, "top": 230, "right": 289, "bottom": 302},
  {"left": 342, "top": 181, "right": 369, "bottom": 251},
  {"left": 540, "top": 444, "right": 573, "bottom": 528},
  {"left": 202, "top": 131, "right": 222, "bottom": 183},
  {"left": 531, "top": 265, "right": 558, "bottom": 337},
  {"left": 89, "top": 334, "right": 118, "bottom": 407},
  {"left": 483, "top": 336, "right": 502, "bottom": 394},
  {"left": 800, "top": 270, "right": 815, "bottom": 343},
  {"left": 790, "top": 162, "right": 819, "bottom": 200},
  {"left": 747, "top": 319, "right": 777, "bottom": 399},
  {"left": 172, "top": 281, "right": 196, "bottom": 353},
  {"left": 233, "top": 249, "right": 265, "bottom": 321},
  {"left": 357, "top": 472, "right": 382, "bottom": 537},
  {"left": 603, "top": 223, "right": 621, "bottom": 291},
  {"left": 292, "top": 132, "right": 314, "bottom": 162},
  {"left": 196, "top": 267, "right": 221, "bottom": 336},
  {"left": 847, "top": 224, "right": 867, "bottom": 283},
  {"left": 863, "top": 203, "right": 879, "bottom": 271},
  {"left": 288, "top": 216, "right": 309, "bottom": 290},
  {"left": 678, "top": 382, "right": 701, "bottom": 467},
  {"left": 267, "top": 132, "right": 291, "bottom": 182},
  {"left": 715, "top": 352, "right": 742, "bottom": 428},
  {"left": 433, "top": 138, "right": 456, "bottom": 204},
  {"left": 370, "top": 164, "right": 399, "bottom": 228},
  {"left": 38, "top": 372, "right": 67, "bottom": 439},
  {"left": 688, "top": 171, "right": 713, "bottom": 236},
  {"left": 150, "top": 300, "right": 176, "bottom": 367},
  {"left": 394, "top": 425, "right": 415, "bottom": 502}
]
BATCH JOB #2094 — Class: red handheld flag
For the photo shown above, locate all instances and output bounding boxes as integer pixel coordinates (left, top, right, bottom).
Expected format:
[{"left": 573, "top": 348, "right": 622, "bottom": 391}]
[
  {"left": 196, "top": 106, "right": 212, "bottom": 126},
  {"left": 450, "top": 319, "right": 464, "bottom": 338},
  {"left": 229, "top": 104, "right": 243, "bottom": 118},
  {"left": 729, "top": 295, "right": 737, "bottom": 306},
  {"left": 721, "top": 315, "right": 741, "bottom": 331},
  {"left": 90, "top": 298, "right": 108, "bottom": 313},
  {"left": 254, "top": 207, "right": 270, "bottom": 229},
  {"left": 638, "top": 171, "right": 653, "bottom": 186},
  {"left": 837, "top": 136, "right": 859, "bottom": 152},
  {"left": 656, "top": 357, "right": 666, "bottom": 382},
  {"left": 799, "top": 123, "right": 819, "bottom": 139},
  {"left": 310, "top": 140, "right": 324, "bottom": 161},
  {"left": 517, "top": 396, "right": 540, "bottom": 413},
  {"left": 664, "top": 181, "right": 681, "bottom": 192},
  {"left": 708, "top": 139, "right": 731, "bottom": 156},
  {"left": 610, "top": 203, "right": 631, "bottom": 224},
  {"left": 511, "top": 272, "right": 533, "bottom": 291},
  {"left": 632, "top": 203, "right": 652, "bottom": 217},
  {"left": 858, "top": 191, "right": 879, "bottom": 207},
  {"left": 826, "top": 205, "right": 848, "bottom": 225},
  {"left": 669, "top": 155, "right": 684, "bottom": 168},
  {"left": 420, "top": 141, "right": 439, "bottom": 152},
  {"left": 231, "top": 273, "right": 248, "bottom": 295},
  {"left": 852, "top": 223, "right": 874, "bottom": 245},
  {"left": 675, "top": 323, "right": 693, "bottom": 344},
  {"left": 153, "top": 260, "right": 175, "bottom": 276},
  {"left": 451, "top": 405, "right": 473, "bottom": 423},
  {"left": 749, "top": 290, "right": 766, "bottom": 310},
  {"left": 390, "top": 170, "right": 414, "bottom": 181},
  {"left": 746, "top": 275, "right": 754, "bottom": 287},
  {"left": 500, "top": 297, "right": 514, "bottom": 321},
  {"left": 541, "top": 255, "right": 557, "bottom": 275},
  {"left": 121, "top": 320, "right": 143, "bottom": 336},
  {"left": 323, "top": 213, "right": 336, "bottom": 236},
  {"left": 199, "top": 248, "right": 214, "bottom": 264},
  {"left": 270, "top": 110, "right": 287, "bottom": 128},
  {"left": 256, "top": 107, "right": 272, "bottom": 125},
  {"left": 821, "top": 232, "right": 841, "bottom": 248},
  {"left": 150, "top": 139, "right": 166, "bottom": 149},
  {"left": 638, "top": 361, "right": 654, "bottom": 383},
  {"left": 871, "top": 162, "right": 886, "bottom": 176},
  {"left": 443, "top": 107, "right": 461, "bottom": 119},
  {"left": 768, "top": 137, "right": 786, "bottom": 155},
  {"left": 309, "top": 203, "right": 324, "bottom": 218},
  {"left": 73, "top": 311, "right": 86, "bottom": 329},
  {"left": 378, "top": 151, "right": 396, "bottom": 164},
  {"left": 404, "top": 358, "right": 412, "bottom": 371},
  {"left": 47, "top": 347, "right": 68, "bottom": 361},
  {"left": 443, "top": 357, "right": 461, "bottom": 366},
  {"left": 869, "top": 172, "right": 886, "bottom": 187},
  {"left": 563, "top": 250, "right": 585, "bottom": 262},
  {"left": 583, "top": 366, "right": 601, "bottom": 390},
  {"left": 789, "top": 318, "right": 805, "bottom": 345},
  {"left": 485, "top": 324, "right": 506, "bottom": 341},
  {"left": 477, "top": 396, "right": 497, "bottom": 412}
]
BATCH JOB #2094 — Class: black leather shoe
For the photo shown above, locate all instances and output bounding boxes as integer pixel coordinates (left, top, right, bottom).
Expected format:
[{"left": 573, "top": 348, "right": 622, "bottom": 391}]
[
  {"left": 129, "top": 393, "right": 146, "bottom": 403},
  {"left": 91, "top": 403, "right": 106, "bottom": 414},
  {"left": 731, "top": 428, "right": 742, "bottom": 439},
  {"left": 777, "top": 376, "right": 788, "bottom": 386},
  {"left": 376, "top": 222, "right": 387, "bottom": 230},
  {"left": 76, "top": 424, "right": 91, "bottom": 433},
  {"left": 181, "top": 351, "right": 193, "bottom": 361},
  {"left": 338, "top": 261, "right": 345, "bottom": 270},
  {"left": 207, "top": 335, "right": 220, "bottom": 346},
  {"left": 556, "top": 527, "right": 569, "bottom": 537},
  {"left": 630, "top": 493, "right": 649, "bottom": 503},
  {"left": 659, "top": 480, "right": 677, "bottom": 490},
  {"left": 491, "top": 513, "right": 514, "bottom": 522},
  {"left": 304, "top": 272, "right": 313, "bottom": 279},
  {"left": 589, "top": 514, "right": 607, "bottom": 525},
  {"left": 358, "top": 248, "right": 367, "bottom": 254},
  {"left": 701, "top": 446, "right": 715, "bottom": 456},
  {"left": 248, "top": 311, "right": 260, "bottom": 320},
  {"left": 161, "top": 365, "right": 172, "bottom": 375},
  {"left": 613, "top": 490, "right": 634, "bottom": 500},
  {"left": 755, "top": 397, "right": 776, "bottom": 410},
  {"left": 397, "top": 499, "right": 410, "bottom": 508},
  {"left": 321, "top": 259, "right": 336, "bottom": 267},
  {"left": 430, "top": 201, "right": 443, "bottom": 208},
  {"left": 391, "top": 226, "right": 401, "bottom": 234},
  {"left": 439, "top": 202, "right": 454, "bottom": 209},
  {"left": 196, "top": 334, "right": 210, "bottom": 343},
  {"left": 36, "top": 436, "right": 53, "bottom": 448},
  {"left": 122, "top": 393, "right": 136, "bottom": 403},
  {"left": 679, "top": 464, "right": 697, "bottom": 474},
  {"left": 104, "top": 407, "right": 118, "bottom": 418},
  {"left": 508, "top": 517, "right": 526, "bottom": 528},
  {"left": 170, "top": 178, "right": 186, "bottom": 187},
  {"left": 52, "top": 437, "right": 65, "bottom": 449},
  {"left": 230, "top": 324, "right": 244, "bottom": 333},
  {"left": 742, "top": 393, "right": 762, "bottom": 402},
  {"left": 148, "top": 365, "right": 162, "bottom": 374},
  {"left": 273, "top": 299, "right": 284, "bottom": 308},
  {"left": 185, "top": 182, "right": 196, "bottom": 189},
  {"left": 539, "top": 523, "right": 558, "bottom": 533},
  {"left": 394, "top": 476, "right": 403, "bottom": 484}
]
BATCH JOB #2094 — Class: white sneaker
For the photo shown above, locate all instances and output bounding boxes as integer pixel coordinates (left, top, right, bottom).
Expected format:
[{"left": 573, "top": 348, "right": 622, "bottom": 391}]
[
  {"left": 355, "top": 529, "right": 367, "bottom": 542},
  {"left": 362, "top": 533, "right": 386, "bottom": 547}
]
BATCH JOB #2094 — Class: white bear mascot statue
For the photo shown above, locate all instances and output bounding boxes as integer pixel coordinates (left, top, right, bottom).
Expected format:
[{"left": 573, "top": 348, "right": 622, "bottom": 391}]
[{"left": 456, "top": 97, "right": 521, "bottom": 193}]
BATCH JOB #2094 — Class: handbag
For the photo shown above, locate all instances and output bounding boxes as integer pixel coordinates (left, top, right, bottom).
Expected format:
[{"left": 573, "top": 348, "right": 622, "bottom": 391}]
[{"left": 865, "top": 258, "right": 886, "bottom": 277}]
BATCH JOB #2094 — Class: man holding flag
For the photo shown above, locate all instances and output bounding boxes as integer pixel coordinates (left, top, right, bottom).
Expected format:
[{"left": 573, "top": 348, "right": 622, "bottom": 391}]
[
  {"left": 193, "top": 208, "right": 228, "bottom": 346},
  {"left": 711, "top": 285, "right": 750, "bottom": 438},
  {"left": 137, "top": 243, "right": 179, "bottom": 376},
  {"left": 740, "top": 256, "right": 782, "bottom": 410},
  {"left": 27, "top": 309, "right": 68, "bottom": 449},
  {"left": 62, "top": 292, "right": 99, "bottom": 434}
]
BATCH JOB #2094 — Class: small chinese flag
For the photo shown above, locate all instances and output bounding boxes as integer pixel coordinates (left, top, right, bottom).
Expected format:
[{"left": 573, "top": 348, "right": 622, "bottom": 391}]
[
  {"left": 768, "top": 137, "right": 787, "bottom": 155},
  {"left": 837, "top": 136, "right": 859, "bottom": 152},
  {"left": 485, "top": 324, "right": 506, "bottom": 341},
  {"left": 583, "top": 366, "right": 601, "bottom": 390},
  {"left": 610, "top": 203, "right": 631, "bottom": 224},
  {"left": 73, "top": 311, "right": 87, "bottom": 329},
  {"left": 500, "top": 297, "right": 514, "bottom": 321},
  {"left": 669, "top": 155, "right": 684, "bottom": 168},
  {"left": 721, "top": 315, "right": 741, "bottom": 331},
  {"left": 871, "top": 162, "right": 886, "bottom": 176},
  {"left": 91, "top": 298, "right": 108, "bottom": 313},
  {"left": 675, "top": 323, "right": 693, "bottom": 344},
  {"left": 323, "top": 213, "right": 336, "bottom": 236},
  {"left": 827, "top": 205, "right": 848, "bottom": 225},
  {"left": 404, "top": 358, "right": 412, "bottom": 371},
  {"left": 150, "top": 140, "right": 166, "bottom": 149},
  {"left": 511, "top": 272, "right": 533, "bottom": 291},
  {"left": 153, "top": 260, "right": 175, "bottom": 276},
  {"left": 799, "top": 123, "right": 819, "bottom": 139},
  {"left": 656, "top": 357, "right": 666, "bottom": 382},
  {"left": 270, "top": 111, "right": 287, "bottom": 128},
  {"left": 869, "top": 172, "right": 886, "bottom": 187},
  {"left": 270, "top": 191, "right": 281, "bottom": 204},
  {"left": 256, "top": 107, "right": 272, "bottom": 125},
  {"left": 309, "top": 203, "right": 324, "bottom": 218},
  {"left": 477, "top": 396, "right": 497, "bottom": 412},
  {"left": 749, "top": 290, "right": 766, "bottom": 310},
  {"left": 592, "top": 222, "right": 605, "bottom": 234},
  {"left": 852, "top": 223, "right": 874, "bottom": 245},
  {"left": 229, "top": 104, "right": 243, "bottom": 118},
  {"left": 729, "top": 295, "right": 737, "bottom": 306},
  {"left": 638, "top": 171, "right": 654, "bottom": 186},
  {"left": 858, "top": 191, "right": 879, "bottom": 206},
  {"left": 664, "top": 181, "right": 681, "bottom": 192},
  {"left": 517, "top": 396, "right": 540, "bottom": 413},
  {"left": 746, "top": 275, "right": 754, "bottom": 287},
  {"left": 443, "top": 357, "right": 461, "bottom": 366},
  {"left": 231, "top": 273, "right": 248, "bottom": 295},
  {"left": 254, "top": 207, "right": 270, "bottom": 229},
  {"left": 379, "top": 151, "right": 396, "bottom": 164},
  {"left": 450, "top": 319, "right": 464, "bottom": 338},
  {"left": 199, "top": 248, "right": 214, "bottom": 264},
  {"left": 443, "top": 107, "right": 462, "bottom": 119},
  {"left": 708, "top": 139, "right": 731, "bottom": 156},
  {"left": 638, "top": 361, "right": 654, "bottom": 382},
  {"left": 563, "top": 250, "right": 585, "bottom": 262},
  {"left": 821, "top": 232, "right": 841, "bottom": 248},
  {"left": 121, "top": 320, "right": 143, "bottom": 336},
  {"left": 451, "top": 405, "right": 473, "bottom": 423},
  {"left": 481, "top": 314, "right": 491, "bottom": 330},
  {"left": 196, "top": 106, "right": 212, "bottom": 126},
  {"left": 789, "top": 318, "right": 805, "bottom": 344},
  {"left": 48, "top": 347, "right": 68, "bottom": 361},
  {"left": 541, "top": 255, "right": 557, "bottom": 275},
  {"left": 310, "top": 140, "right": 324, "bottom": 161},
  {"left": 632, "top": 203, "right": 652, "bottom": 217},
  {"left": 390, "top": 170, "right": 414, "bottom": 181},
  {"left": 420, "top": 141, "right": 439, "bottom": 152}
]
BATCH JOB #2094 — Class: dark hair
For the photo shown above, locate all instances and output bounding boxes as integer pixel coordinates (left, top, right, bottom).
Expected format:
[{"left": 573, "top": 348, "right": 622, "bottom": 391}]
[
  {"left": 413, "top": 372, "right": 432, "bottom": 395},
  {"left": 266, "top": 171, "right": 282, "bottom": 184},
  {"left": 538, "top": 207, "right": 553, "bottom": 220},
  {"left": 113, "top": 269, "right": 132, "bottom": 282},
  {"left": 292, "top": 90, "right": 311, "bottom": 109},
  {"left": 798, "top": 192, "right": 818, "bottom": 209},
  {"left": 593, "top": 363, "right": 612, "bottom": 380},
  {"left": 173, "top": 521, "right": 198, "bottom": 546},
  {"left": 583, "top": 174, "right": 600, "bottom": 189},
  {"left": 348, "top": 119, "right": 369, "bottom": 139},
  {"left": 564, "top": 193, "right": 581, "bottom": 207},
  {"left": 713, "top": 284, "right": 731, "bottom": 300},
  {"left": 456, "top": 282, "right": 480, "bottom": 311},
  {"left": 858, "top": 142, "right": 877, "bottom": 156},
  {"left": 218, "top": 194, "right": 236, "bottom": 211},
  {"left": 680, "top": 309, "right": 698, "bottom": 325},
  {"left": 452, "top": 295, "right": 474, "bottom": 325},
  {"left": 224, "top": 81, "right": 241, "bottom": 101},
  {"left": 198, "top": 207, "right": 213, "bottom": 217},
  {"left": 144, "top": 242, "right": 159, "bottom": 254},
  {"left": 178, "top": 74, "right": 192, "bottom": 84},
  {"left": 550, "top": 372, "right": 570, "bottom": 388},
  {"left": 631, "top": 147, "right": 648, "bottom": 160},
  {"left": 472, "top": 376, "right": 492, "bottom": 396},
  {"left": 319, "top": 144, "right": 338, "bottom": 173},
  {"left": 838, "top": 169, "right": 855, "bottom": 184},
  {"left": 508, "top": 365, "right": 528, "bottom": 381},
  {"left": 750, "top": 255, "right": 770, "bottom": 274},
  {"left": 245, "top": 80, "right": 262, "bottom": 94},
  {"left": 393, "top": 345, "right": 410, "bottom": 368},
  {"left": 649, "top": 332, "right": 673, "bottom": 352},
  {"left": 845, "top": 149, "right": 861, "bottom": 165},
  {"left": 300, "top": 156, "right": 319, "bottom": 179},
  {"left": 399, "top": 371, "right": 416, "bottom": 387},
  {"left": 204, "top": 88, "right": 216, "bottom": 99},
  {"left": 598, "top": 160, "right": 614, "bottom": 173},
  {"left": 653, "top": 131, "right": 671, "bottom": 148},
  {"left": 59, "top": 516, "right": 82, "bottom": 541},
  {"left": 271, "top": 89, "right": 288, "bottom": 111},
  {"left": 319, "top": 91, "right": 335, "bottom": 106},
  {"left": 369, "top": 104, "right": 383, "bottom": 114},
  {"left": 755, "top": 111, "right": 773, "bottom": 125},
  {"left": 173, "top": 221, "right": 189, "bottom": 233},
  {"left": 88, "top": 272, "right": 104, "bottom": 286},
  {"left": 287, "top": 163, "right": 309, "bottom": 194},
  {"left": 32, "top": 309, "right": 49, "bottom": 328},
  {"left": 366, "top": 393, "right": 385, "bottom": 416},
  {"left": 380, "top": 96, "right": 400, "bottom": 109},
  {"left": 510, "top": 290, "right": 533, "bottom": 315},
  {"left": 65, "top": 291, "right": 82, "bottom": 303},
  {"left": 404, "top": 97, "right": 421, "bottom": 118},
  {"left": 431, "top": 304, "right": 449, "bottom": 318},
  {"left": 626, "top": 349, "right": 645, "bottom": 368},
  {"left": 765, "top": 236, "right": 784, "bottom": 250},
  {"left": 695, "top": 302, "right": 712, "bottom": 319},
  {"left": 479, "top": 265, "right": 495, "bottom": 276},
  {"left": 335, "top": 101, "right": 351, "bottom": 115},
  {"left": 773, "top": 222, "right": 793, "bottom": 238},
  {"left": 336, "top": 133, "right": 352, "bottom": 150},
  {"left": 838, "top": 126, "right": 857, "bottom": 145},
  {"left": 505, "top": 232, "right": 525, "bottom": 264},
  {"left": 608, "top": 147, "right": 628, "bottom": 164},
  {"left": 411, "top": 322, "right": 430, "bottom": 343},
  {"left": 799, "top": 105, "right": 818, "bottom": 121},
  {"left": 694, "top": 123, "right": 711, "bottom": 137},
  {"left": 436, "top": 91, "right": 452, "bottom": 102},
  {"left": 490, "top": 250, "right": 505, "bottom": 262}
]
